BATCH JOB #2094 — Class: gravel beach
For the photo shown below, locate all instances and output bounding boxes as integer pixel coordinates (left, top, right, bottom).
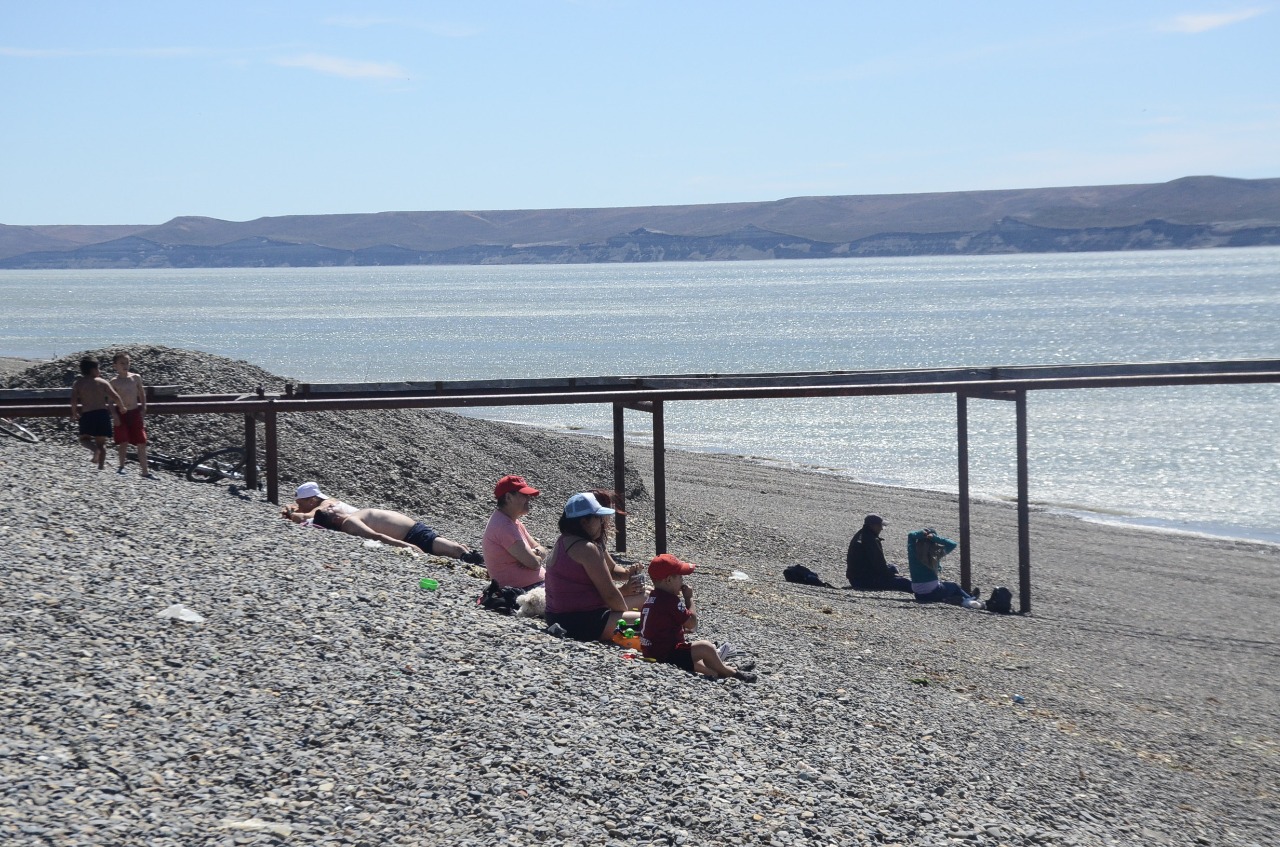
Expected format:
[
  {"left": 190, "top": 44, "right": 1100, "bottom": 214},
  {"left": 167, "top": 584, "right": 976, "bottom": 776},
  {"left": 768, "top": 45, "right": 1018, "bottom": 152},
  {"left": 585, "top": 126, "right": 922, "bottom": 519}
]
[{"left": 2, "top": 348, "right": 1277, "bottom": 847}]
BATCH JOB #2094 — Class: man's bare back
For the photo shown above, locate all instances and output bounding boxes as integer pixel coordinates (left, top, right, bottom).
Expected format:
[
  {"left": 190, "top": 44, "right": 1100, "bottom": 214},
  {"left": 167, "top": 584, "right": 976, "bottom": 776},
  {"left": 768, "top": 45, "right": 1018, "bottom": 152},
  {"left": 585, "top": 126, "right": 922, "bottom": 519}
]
[
  {"left": 348, "top": 508, "right": 417, "bottom": 538},
  {"left": 311, "top": 502, "right": 472, "bottom": 560}
]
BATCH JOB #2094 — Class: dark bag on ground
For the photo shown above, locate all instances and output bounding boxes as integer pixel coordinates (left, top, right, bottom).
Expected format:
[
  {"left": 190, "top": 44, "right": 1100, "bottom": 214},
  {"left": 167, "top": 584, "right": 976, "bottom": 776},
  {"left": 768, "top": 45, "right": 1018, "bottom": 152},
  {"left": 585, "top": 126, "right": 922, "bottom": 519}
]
[
  {"left": 477, "top": 580, "right": 527, "bottom": 616},
  {"left": 783, "top": 564, "right": 834, "bottom": 588},
  {"left": 986, "top": 586, "right": 1014, "bottom": 614}
]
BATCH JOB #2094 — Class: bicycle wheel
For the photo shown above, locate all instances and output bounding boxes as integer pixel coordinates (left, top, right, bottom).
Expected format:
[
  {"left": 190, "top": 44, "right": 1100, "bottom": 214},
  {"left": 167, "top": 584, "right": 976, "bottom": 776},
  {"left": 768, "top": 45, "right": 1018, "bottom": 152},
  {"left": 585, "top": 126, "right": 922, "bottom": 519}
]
[
  {"left": 186, "top": 447, "right": 247, "bottom": 483},
  {"left": 0, "top": 417, "right": 40, "bottom": 443}
]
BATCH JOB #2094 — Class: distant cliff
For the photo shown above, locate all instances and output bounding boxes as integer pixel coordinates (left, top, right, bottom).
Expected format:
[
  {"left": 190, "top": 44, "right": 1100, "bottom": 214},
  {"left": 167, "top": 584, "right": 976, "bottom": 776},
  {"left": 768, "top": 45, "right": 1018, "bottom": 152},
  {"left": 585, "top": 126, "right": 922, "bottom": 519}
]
[{"left": 3, "top": 175, "right": 1278, "bottom": 268}]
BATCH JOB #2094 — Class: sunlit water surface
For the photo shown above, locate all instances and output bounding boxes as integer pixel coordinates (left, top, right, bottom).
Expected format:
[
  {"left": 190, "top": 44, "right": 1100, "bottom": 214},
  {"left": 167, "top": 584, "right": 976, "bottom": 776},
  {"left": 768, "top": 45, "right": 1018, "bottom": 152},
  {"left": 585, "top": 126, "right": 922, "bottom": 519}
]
[{"left": 2, "top": 248, "right": 1277, "bottom": 542}]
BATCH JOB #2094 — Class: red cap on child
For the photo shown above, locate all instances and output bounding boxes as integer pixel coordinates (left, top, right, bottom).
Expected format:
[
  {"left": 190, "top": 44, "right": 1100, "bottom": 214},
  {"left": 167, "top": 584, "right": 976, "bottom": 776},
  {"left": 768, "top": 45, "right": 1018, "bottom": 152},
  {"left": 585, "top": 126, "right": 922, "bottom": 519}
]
[{"left": 649, "top": 553, "right": 696, "bottom": 581}]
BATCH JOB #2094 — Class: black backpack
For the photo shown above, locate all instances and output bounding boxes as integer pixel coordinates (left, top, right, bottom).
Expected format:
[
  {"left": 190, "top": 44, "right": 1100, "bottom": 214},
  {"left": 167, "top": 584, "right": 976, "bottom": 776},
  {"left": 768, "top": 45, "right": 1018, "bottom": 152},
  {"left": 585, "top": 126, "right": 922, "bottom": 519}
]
[
  {"left": 476, "top": 580, "right": 527, "bottom": 616},
  {"left": 986, "top": 586, "right": 1014, "bottom": 614},
  {"left": 783, "top": 564, "right": 834, "bottom": 588}
]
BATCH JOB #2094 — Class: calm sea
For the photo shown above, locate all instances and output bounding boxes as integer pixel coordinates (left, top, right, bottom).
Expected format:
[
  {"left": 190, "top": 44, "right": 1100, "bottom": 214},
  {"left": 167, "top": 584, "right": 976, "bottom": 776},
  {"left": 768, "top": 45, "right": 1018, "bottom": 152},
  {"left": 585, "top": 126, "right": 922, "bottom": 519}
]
[{"left": 2, "top": 249, "right": 1278, "bottom": 542}]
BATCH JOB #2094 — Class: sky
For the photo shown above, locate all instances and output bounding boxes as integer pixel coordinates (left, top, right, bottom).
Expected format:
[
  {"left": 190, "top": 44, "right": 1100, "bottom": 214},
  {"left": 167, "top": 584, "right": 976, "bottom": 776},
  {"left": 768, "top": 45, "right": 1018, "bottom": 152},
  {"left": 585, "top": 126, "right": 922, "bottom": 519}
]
[{"left": 2, "top": 1, "right": 1278, "bottom": 225}]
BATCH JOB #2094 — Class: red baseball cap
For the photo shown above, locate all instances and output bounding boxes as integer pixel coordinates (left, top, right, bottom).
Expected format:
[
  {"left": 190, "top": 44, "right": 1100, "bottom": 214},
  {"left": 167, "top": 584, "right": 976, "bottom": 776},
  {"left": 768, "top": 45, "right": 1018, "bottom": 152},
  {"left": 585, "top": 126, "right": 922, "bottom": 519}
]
[
  {"left": 495, "top": 475, "right": 540, "bottom": 499},
  {"left": 649, "top": 553, "right": 696, "bottom": 581}
]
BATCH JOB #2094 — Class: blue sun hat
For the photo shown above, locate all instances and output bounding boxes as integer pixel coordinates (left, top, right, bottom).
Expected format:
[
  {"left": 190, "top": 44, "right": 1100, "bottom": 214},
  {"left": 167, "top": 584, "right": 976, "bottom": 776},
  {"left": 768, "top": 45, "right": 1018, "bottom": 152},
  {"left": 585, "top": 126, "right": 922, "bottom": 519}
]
[{"left": 564, "top": 492, "right": 616, "bottom": 519}]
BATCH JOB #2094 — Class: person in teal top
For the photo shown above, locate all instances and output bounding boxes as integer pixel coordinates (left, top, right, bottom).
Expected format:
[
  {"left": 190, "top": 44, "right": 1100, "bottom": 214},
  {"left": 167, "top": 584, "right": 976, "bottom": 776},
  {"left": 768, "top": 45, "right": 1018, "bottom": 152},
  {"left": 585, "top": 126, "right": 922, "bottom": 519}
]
[{"left": 906, "top": 528, "right": 983, "bottom": 609}]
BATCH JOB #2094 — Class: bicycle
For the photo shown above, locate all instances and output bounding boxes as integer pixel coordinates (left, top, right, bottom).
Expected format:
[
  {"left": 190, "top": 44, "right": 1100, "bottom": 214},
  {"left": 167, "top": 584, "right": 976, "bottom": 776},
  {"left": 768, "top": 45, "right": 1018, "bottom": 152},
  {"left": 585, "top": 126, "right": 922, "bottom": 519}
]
[
  {"left": 0, "top": 417, "right": 40, "bottom": 443},
  {"left": 185, "top": 446, "right": 256, "bottom": 484},
  {"left": 131, "top": 446, "right": 261, "bottom": 487}
]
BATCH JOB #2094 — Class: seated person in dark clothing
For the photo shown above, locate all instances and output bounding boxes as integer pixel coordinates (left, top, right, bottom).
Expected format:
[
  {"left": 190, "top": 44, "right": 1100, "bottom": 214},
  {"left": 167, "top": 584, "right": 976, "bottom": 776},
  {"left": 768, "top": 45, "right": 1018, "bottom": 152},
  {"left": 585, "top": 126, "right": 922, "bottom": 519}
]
[{"left": 846, "top": 514, "right": 913, "bottom": 592}]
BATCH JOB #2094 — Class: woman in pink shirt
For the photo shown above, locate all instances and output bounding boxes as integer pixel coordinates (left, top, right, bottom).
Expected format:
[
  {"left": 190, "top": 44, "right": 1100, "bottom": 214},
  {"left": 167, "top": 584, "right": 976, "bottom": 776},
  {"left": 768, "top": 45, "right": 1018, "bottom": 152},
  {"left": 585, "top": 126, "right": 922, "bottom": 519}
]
[{"left": 481, "top": 475, "right": 549, "bottom": 589}]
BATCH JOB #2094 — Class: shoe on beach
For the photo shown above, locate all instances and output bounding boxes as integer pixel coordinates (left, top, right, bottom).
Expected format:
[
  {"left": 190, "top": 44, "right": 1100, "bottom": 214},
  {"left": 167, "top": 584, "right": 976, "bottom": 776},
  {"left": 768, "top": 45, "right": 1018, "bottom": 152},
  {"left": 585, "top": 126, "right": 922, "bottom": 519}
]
[
  {"left": 460, "top": 550, "right": 484, "bottom": 565},
  {"left": 141, "top": 472, "right": 158, "bottom": 479},
  {"left": 734, "top": 659, "right": 757, "bottom": 673},
  {"left": 116, "top": 467, "right": 127, "bottom": 475},
  {"left": 733, "top": 670, "right": 758, "bottom": 684}
]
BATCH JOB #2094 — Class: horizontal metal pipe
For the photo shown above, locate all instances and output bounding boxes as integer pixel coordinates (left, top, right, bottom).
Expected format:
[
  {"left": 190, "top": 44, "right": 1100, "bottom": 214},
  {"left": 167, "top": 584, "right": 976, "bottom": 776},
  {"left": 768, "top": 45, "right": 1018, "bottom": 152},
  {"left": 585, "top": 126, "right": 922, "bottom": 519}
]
[
  {"left": 3, "top": 370, "right": 1277, "bottom": 418},
  {"left": 5, "top": 358, "right": 1278, "bottom": 408}
]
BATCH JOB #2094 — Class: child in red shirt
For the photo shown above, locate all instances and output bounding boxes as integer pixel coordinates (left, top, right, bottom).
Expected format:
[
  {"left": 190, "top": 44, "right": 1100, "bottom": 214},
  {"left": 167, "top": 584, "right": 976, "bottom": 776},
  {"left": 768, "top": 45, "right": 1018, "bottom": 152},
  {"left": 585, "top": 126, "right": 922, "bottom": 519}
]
[{"left": 639, "top": 553, "right": 756, "bottom": 683}]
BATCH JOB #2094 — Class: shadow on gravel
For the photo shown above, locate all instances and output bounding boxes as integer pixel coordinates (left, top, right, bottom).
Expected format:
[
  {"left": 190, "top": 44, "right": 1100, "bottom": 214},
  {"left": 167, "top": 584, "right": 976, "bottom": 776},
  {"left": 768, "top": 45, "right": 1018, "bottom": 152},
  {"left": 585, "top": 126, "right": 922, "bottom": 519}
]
[
  {"left": 826, "top": 587, "right": 918, "bottom": 604},
  {"left": 1029, "top": 612, "right": 1280, "bottom": 653}
]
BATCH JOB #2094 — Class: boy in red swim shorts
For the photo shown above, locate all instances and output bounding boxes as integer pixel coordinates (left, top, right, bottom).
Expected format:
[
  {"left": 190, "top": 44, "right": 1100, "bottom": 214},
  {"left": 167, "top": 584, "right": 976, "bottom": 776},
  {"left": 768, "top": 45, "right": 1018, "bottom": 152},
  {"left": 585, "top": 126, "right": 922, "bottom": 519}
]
[{"left": 110, "top": 351, "right": 153, "bottom": 477}]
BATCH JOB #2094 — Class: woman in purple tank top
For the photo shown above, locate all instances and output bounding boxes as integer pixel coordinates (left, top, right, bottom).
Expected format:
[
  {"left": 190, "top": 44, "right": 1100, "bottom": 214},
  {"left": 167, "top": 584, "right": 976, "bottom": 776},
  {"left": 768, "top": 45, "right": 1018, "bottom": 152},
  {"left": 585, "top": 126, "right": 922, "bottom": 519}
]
[{"left": 544, "top": 492, "right": 647, "bottom": 642}]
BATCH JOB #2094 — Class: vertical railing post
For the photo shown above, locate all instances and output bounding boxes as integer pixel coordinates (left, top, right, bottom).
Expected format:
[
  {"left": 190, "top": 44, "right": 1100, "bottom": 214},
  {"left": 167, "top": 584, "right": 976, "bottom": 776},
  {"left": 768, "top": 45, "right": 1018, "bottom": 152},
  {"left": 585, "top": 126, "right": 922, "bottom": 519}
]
[
  {"left": 612, "top": 402, "right": 627, "bottom": 553},
  {"left": 243, "top": 413, "right": 258, "bottom": 490},
  {"left": 652, "top": 399, "right": 667, "bottom": 554},
  {"left": 265, "top": 400, "right": 279, "bottom": 505},
  {"left": 957, "top": 393, "right": 971, "bottom": 592},
  {"left": 1016, "top": 390, "right": 1031, "bottom": 614}
]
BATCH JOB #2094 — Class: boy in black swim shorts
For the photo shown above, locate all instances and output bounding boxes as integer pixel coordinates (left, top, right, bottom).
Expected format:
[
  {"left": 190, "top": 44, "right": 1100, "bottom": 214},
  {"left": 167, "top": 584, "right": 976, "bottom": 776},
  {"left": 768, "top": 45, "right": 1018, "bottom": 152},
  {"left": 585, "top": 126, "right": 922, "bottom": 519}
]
[{"left": 70, "top": 357, "right": 126, "bottom": 471}]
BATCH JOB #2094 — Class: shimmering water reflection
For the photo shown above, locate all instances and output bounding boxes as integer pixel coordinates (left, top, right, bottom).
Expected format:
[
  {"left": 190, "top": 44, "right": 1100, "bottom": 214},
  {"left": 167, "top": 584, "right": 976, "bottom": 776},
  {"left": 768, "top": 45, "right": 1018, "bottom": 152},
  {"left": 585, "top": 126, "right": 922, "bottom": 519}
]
[{"left": 1, "top": 249, "right": 1277, "bottom": 541}]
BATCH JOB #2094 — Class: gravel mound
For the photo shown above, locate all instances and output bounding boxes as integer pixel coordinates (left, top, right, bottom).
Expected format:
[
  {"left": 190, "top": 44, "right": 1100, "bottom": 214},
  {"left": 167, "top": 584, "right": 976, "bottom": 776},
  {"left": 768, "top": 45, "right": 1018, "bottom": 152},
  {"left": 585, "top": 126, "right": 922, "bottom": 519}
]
[
  {"left": 0, "top": 357, "right": 41, "bottom": 379},
  {"left": 3, "top": 348, "right": 1277, "bottom": 847}
]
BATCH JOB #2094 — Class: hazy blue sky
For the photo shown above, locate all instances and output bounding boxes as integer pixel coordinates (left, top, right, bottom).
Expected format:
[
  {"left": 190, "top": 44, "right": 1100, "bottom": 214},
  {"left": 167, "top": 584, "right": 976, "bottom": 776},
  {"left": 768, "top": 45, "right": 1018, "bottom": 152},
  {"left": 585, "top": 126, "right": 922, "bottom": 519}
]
[{"left": 3, "top": 1, "right": 1277, "bottom": 225}]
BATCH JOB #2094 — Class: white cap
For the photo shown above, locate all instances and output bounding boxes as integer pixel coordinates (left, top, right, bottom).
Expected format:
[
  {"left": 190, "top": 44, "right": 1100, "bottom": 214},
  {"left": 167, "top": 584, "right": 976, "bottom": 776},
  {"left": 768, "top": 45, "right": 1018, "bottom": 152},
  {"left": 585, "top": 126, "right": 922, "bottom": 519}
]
[
  {"left": 295, "top": 481, "right": 327, "bottom": 500},
  {"left": 564, "top": 492, "right": 615, "bottom": 519}
]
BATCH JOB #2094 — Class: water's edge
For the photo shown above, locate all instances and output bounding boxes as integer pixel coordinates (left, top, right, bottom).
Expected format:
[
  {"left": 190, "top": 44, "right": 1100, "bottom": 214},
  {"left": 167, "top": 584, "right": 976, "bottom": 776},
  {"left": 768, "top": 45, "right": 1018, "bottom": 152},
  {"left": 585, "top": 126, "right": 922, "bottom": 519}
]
[{"left": 474, "top": 410, "right": 1280, "bottom": 547}]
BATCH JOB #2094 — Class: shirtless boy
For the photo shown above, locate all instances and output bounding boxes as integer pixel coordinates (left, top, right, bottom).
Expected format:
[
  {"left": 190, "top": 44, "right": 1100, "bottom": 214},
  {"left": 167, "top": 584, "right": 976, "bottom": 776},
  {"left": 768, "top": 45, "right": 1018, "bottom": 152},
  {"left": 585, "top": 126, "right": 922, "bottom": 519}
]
[
  {"left": 70, "top": 357, "right": 126, "bottom": 470},
  {"left": 311, "top": 502, "right": 479, "bottom": 561},
  {"left": 110, "top": 352, "right": 152, "bottom": 477}
]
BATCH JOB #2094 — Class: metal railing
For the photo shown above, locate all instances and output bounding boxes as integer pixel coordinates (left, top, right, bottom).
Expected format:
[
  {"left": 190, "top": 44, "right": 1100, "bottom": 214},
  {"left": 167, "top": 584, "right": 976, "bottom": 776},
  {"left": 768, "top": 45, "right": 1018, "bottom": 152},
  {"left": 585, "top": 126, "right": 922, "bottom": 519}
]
[{"left": 5, "top": 358, "right": 1278, "bottom": 613}]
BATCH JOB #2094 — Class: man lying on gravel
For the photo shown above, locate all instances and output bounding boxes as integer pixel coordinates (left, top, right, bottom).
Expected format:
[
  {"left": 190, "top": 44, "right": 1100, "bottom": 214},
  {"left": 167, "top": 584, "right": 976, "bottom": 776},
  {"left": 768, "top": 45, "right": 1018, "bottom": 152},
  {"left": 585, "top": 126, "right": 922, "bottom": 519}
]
[
  {"left": 310, "top": 502, "right": 482, "bottom": 563},
  {"left": 281, "top": 481, "right": 355, "bottom": 524}
]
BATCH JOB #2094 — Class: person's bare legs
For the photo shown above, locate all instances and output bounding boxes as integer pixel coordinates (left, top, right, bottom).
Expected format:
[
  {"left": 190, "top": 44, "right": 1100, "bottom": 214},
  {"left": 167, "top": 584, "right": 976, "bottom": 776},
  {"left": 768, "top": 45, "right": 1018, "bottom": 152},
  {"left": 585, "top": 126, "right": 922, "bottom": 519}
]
[
  {"left": 689, "top": 640, "right": 739, "bottom": 678},
  {"left": 137, "top": 443, "right": 150, "bottom": 476},
  {"left": 116, "top": 441, "right": 129, "bottom": 472},
  {"left": 93, "top": 436, "right": 107, "bottom": 469},
  {"left": 431, "top": 537, "right": 469, "bottom": 559}
]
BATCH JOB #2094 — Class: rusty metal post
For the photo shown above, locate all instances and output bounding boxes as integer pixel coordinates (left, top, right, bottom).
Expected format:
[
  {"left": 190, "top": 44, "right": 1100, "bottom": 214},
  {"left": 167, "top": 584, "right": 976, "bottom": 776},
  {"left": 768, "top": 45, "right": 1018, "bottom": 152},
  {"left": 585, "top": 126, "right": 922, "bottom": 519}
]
[
  {"left": 612, "top": 402, "right": 627, "bottom": 553},
  {"left": 653, "top": 399, "right": 667, "bottom": 554},
  {"left": 1016, "top": 390, "right": 1031, "bottom": 614},
  {"left": 957, "top": 393, "right": 971, "bottom": 592},
  {"left": 243, "top": 413, "right": 258, "bottom": 490},
  {"left": 265, "top": 400, "right": 279, "bottom": 505}
]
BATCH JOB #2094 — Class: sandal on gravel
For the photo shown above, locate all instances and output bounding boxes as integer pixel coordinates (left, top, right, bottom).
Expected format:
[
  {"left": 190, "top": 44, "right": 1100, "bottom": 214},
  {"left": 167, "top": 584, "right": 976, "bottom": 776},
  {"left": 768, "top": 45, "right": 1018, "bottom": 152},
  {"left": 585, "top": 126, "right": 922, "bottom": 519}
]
[
  {"left": 733, "top": 670, "right": 758, "bottom": 684},
  {"left": 734, "top": 659, "right": 757, "bottom": 673}
]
